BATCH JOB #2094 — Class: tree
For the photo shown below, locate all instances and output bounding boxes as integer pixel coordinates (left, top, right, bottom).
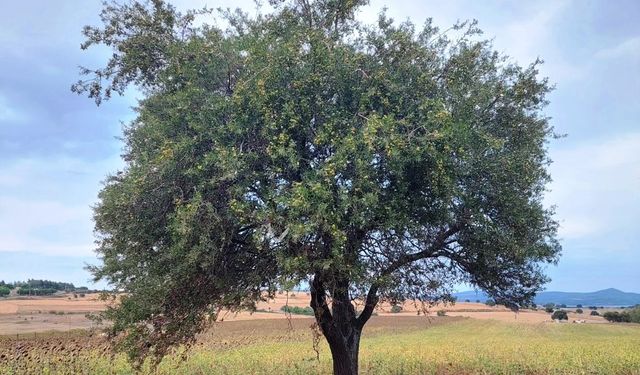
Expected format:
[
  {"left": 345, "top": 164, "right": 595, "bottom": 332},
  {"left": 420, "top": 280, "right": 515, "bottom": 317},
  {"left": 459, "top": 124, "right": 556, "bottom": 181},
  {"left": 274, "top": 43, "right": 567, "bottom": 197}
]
[
  {"left": 575, "top": 308, "right": 583, "bottom": 314},
  {"left": 485, "top": 299, "right": 496, "bottom": 307},
  {"left": 551, "top": 310, "right": 568, "bottom": 321},
  {"left": 544, "top": 303, "right": 555, "bottom": 313},
  {"left": 0, "top": 286, "right": 10, "bottom": 297},
  {"left": 590, "top": 310, "right": 599, "bottom": 316},
  {"left": 76, "top": 1, "right": 560, "bottom": 374},
  {"left": 602, "top": 311, "right": 631, "bottom": 323}
]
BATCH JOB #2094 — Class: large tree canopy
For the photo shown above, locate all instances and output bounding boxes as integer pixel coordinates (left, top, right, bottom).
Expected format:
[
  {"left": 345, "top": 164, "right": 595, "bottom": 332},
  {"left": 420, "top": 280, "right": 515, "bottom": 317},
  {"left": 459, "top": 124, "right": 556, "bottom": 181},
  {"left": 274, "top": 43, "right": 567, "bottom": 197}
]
[{"left": 77, "top": 1, "right": 560, "bottom": 373}]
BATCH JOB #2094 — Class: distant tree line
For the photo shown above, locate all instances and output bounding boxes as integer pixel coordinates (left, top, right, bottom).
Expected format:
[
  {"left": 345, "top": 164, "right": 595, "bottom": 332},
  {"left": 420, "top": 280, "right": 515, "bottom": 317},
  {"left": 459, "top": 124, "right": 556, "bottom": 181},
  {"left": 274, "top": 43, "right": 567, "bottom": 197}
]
[
  {"left": 602, "top": 306, "right": 640, "bottom": 323},
  {"left": 0, "top": 279, "right": 94, "bottom": 297}
]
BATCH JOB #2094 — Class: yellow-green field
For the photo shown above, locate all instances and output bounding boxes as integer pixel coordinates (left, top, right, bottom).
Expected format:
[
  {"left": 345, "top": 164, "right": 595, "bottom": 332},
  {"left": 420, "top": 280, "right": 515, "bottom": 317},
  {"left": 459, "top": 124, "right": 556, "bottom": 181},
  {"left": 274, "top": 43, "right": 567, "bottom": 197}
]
[{"left": 1, "top": 317, "right": 639, "bottom": 374}]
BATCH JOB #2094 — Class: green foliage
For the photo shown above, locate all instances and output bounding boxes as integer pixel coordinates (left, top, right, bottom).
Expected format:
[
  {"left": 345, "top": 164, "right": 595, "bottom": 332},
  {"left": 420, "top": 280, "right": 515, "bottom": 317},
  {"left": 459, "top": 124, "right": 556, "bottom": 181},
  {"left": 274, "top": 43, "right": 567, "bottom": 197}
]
[
  {"left": 484, "top": 299, "right": 496, "bottom": 307},
  {"left": 602, "top": 310, "right": 638, "bottom": 323},
  {"left": 0, "top": 286, "right": 10, "bottom": 297},
  {"left": 77, "top": 0, "right": 560, "bottom": 367},
  {"left": 590, "top": 310, "right": 599, "bottom": 316},
  {"left": 551, "top": 310, "right": 568, "bottom": 320},
  {"left": 390, "top": 305, "right": 403, "bottom": 314},
  {"left": 575, "top": 308, "right": 583, "bottom": 314},
  {"left": 25, "top": 279, "right": 74, "bottom": 291},
  {"left": 17, "top": 288, "right": 57, "bottom": 296},
  {"left": 280, "top": 305, "right": 315, "bottom": 316},
  {"left": 628, "top": 306, "right": 640, "bottom": 323},
  {"left": 436, "top": 310, "right": 446, "bottom": 316},
  {"left": 544, "top": 303, "right": 555, "bottom": 313}
]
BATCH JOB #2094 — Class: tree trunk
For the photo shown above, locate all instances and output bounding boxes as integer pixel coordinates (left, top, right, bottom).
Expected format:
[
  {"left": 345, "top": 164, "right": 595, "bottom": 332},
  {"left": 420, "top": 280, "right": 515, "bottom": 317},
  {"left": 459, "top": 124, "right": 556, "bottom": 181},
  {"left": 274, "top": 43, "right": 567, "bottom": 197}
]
[
  {"left": 326, "top": 327, "right": 361, "bottom": 375},
  {"left": 310, "top": 275, "right": 371, "bottom": 375}
]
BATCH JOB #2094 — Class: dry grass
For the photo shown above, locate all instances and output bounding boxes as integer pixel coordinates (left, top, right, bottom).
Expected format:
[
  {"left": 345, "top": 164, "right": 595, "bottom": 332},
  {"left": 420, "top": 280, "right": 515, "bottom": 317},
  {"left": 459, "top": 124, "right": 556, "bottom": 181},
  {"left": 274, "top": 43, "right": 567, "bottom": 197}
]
[
  {"left": 1, "top": 316, "right": 639, "bottom": 374},
  {"left": 2, "top": 293, "right": 605, "bottom": 336}
]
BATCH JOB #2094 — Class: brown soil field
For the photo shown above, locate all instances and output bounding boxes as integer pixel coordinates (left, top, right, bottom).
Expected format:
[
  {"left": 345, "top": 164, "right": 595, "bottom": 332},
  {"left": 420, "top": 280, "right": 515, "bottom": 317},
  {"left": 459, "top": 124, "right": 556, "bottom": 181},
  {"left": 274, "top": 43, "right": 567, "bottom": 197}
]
[
  {"left": 0, "top": 292, "right": 606, "bottom": 336},
  {"left": 0, "top": 315, "right": 461, "bottom": 370}
]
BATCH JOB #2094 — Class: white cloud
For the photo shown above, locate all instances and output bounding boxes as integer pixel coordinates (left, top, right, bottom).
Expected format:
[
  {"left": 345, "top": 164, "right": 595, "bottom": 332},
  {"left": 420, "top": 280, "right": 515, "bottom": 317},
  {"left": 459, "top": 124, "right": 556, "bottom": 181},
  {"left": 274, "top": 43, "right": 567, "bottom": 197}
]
[
  {"left": 0, "top": 93, "right": 28, "bottom": 124},
  {"left": 595, "top": 35, "right": 640, "bottom": 60},
  {"left": 0, "top": 155, "right": 123, "bottom": 256},
  {"left": 498, "top": 0, "right": 570, "bottom": 64},
  {"left": 547, "top": 132, "right": 640, "bottom": 241}
]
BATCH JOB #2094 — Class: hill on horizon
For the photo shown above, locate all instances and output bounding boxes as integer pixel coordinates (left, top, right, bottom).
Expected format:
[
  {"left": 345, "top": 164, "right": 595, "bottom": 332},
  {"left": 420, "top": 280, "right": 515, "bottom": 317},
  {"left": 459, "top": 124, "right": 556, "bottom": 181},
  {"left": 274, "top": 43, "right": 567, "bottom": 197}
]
[{"left": 454, "top": 288, "right": 640, "bottom": 307}]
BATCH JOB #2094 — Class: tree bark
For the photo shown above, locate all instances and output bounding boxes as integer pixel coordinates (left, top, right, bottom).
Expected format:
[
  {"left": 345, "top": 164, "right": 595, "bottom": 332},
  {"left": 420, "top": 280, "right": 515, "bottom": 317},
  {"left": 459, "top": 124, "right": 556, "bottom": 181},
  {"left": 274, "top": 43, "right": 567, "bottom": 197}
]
[
  {"left": 310, "top": 275, "right": 368, "bottom": 375},
  {"left": 326, "top": 327, "right": 361, "bottom": 375}
]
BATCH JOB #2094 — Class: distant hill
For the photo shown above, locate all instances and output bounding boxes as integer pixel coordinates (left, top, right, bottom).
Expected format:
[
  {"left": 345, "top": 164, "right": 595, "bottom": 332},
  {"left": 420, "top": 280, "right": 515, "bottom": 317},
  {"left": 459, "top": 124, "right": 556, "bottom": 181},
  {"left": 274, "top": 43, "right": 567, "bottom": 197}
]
[{"left": 454, "top": 288, "right": 640, "bottom": 307}]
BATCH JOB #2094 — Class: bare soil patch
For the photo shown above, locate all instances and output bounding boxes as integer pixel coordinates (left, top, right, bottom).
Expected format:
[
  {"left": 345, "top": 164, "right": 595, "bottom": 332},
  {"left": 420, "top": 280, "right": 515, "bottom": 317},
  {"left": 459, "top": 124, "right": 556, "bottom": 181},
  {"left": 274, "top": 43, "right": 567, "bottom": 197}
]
[{"left": 0, "top": 293, "right": 605, "bottom": 335}]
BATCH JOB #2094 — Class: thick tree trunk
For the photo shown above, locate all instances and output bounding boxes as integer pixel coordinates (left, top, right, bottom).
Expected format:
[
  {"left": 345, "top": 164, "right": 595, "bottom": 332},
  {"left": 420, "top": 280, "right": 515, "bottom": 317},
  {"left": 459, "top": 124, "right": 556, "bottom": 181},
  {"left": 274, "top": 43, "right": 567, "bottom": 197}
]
[
  {"left": 310, "top": 275, "right": 373, "bottom": 375},
  {"left": 326, "top": 327, "right": 361, "bottom": 375}
]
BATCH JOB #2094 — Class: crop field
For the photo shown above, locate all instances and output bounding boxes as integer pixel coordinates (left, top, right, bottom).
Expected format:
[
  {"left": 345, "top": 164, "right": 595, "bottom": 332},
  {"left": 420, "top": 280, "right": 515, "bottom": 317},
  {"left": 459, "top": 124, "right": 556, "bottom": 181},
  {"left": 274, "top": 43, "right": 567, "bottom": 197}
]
[
  {"left": 1, "top": 316, "right": 639, "bottom": 375},
  {"left": 0, "top": 293, "right": 609, "bottom": 335}
]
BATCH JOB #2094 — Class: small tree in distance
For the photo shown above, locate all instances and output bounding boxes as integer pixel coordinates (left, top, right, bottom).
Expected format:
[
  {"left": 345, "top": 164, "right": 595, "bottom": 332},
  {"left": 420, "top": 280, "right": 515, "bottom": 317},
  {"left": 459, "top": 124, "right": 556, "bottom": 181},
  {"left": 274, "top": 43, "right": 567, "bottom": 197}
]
[
  {"left": 544, "top": 303, "right": 555, "bottom": 313},
  {"left": 551, "top": 310, "right": 568, "bottom": 321},
  {"left": 75, "top": 1, "right": 561, "bottom": 374}
]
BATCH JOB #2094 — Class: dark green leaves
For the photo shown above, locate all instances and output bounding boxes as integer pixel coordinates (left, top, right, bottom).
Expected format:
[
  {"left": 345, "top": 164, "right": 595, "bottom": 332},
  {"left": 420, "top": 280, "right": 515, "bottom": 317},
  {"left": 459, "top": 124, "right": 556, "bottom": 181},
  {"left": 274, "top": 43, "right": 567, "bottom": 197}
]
[{"left": 81, "top": 0, "right": 560, "bottom": 366}]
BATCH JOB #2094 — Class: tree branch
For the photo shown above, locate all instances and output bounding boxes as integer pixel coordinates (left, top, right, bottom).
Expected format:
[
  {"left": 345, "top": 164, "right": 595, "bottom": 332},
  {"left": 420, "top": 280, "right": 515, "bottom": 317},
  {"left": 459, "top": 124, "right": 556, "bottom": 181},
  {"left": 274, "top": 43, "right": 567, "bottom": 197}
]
[
  {"left": 356, "top": 223, "right": 461, "bottom": 327},
  {"left": 309, "top": 274, "right": 333, "bottom": 334}
]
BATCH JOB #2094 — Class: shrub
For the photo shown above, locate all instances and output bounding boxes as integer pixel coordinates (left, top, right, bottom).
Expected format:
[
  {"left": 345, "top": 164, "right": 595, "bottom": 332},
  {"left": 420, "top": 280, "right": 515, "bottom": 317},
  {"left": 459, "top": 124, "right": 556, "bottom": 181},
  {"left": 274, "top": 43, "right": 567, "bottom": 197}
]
[
  {"left": 576, "top": 304, "right": 583, "bottom": 308},
  {"left": 17, "top": 287, "right": 57, "bottom": 296},
  {"left": 485, "top": 299, "right": 496, "bottom": 307},
  {"left": 590, "top": 310, "right": 599, "bottom": 316},
  {"left": 437, "top": 310, "right": 446, "bottom": 317},
  {"left": 390, "top": 305, "right": 403, "bottom": 313},
  {"left": 603, "top": 311, "right": 631, "bottom": 323},
  {"left": 551, "top": 310, "right": 568, "bottom": 320},
  {"left": 627, "top": 306, "right": 640, "bottom": 323},
  {"left": 464, "top": 299, "right": 470, "bottom": 303},
  {"left": 0, "top": 286, "right": 10, "bottom": 297},
  {"left": 280, "top": 306, "right": 314, "bottom": 316},
  {"left": 575, "top": 308, "right": 583, "bottom": 314},
  {"left": 545, "top": 306, "right": 554, "bottom": 313}
]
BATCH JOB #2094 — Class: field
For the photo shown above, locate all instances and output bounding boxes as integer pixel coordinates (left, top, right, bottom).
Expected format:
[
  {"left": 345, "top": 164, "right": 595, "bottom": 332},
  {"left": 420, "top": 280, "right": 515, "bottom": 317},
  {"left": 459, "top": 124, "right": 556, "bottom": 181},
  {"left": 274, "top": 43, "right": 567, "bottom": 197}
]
[
  {"left": 0, "top": 293, "right": 608, "bottom": 335},
  {"left": 1, "top": 294, "right": 638, "bottom": 374},
  {"left": 1, "top": 316, "right": 640, "bottom": 374}
]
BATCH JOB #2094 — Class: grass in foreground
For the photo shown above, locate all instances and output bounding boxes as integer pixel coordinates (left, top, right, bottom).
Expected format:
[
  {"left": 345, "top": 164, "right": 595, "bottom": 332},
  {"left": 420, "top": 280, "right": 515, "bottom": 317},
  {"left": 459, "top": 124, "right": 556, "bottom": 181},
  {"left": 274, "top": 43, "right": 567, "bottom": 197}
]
[{"left": 1, "top": 317, "right": 639, "bottom": 374}]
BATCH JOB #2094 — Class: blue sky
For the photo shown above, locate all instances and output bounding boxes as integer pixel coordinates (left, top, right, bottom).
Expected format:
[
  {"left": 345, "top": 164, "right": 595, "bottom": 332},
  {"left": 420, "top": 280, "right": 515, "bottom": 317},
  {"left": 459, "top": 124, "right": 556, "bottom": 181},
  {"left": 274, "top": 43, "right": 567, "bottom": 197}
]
[{"left": 0, "top": 1, "right": 638, "bottom": 292}]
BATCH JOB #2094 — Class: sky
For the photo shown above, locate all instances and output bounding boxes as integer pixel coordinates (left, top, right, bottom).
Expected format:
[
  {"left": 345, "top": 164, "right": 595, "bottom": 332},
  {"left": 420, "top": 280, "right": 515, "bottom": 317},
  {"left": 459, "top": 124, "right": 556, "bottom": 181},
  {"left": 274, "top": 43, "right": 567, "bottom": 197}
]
[{"left": 0, "top": 0, "right": 638, "bottom": 292}]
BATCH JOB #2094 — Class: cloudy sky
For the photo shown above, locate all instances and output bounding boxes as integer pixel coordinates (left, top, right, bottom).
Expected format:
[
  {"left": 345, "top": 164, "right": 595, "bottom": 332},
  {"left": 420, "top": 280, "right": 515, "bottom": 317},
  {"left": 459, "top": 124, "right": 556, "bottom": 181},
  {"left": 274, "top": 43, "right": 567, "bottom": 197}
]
[{"left": 0, "top": 0, "right": 638, "bottom": 292}]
